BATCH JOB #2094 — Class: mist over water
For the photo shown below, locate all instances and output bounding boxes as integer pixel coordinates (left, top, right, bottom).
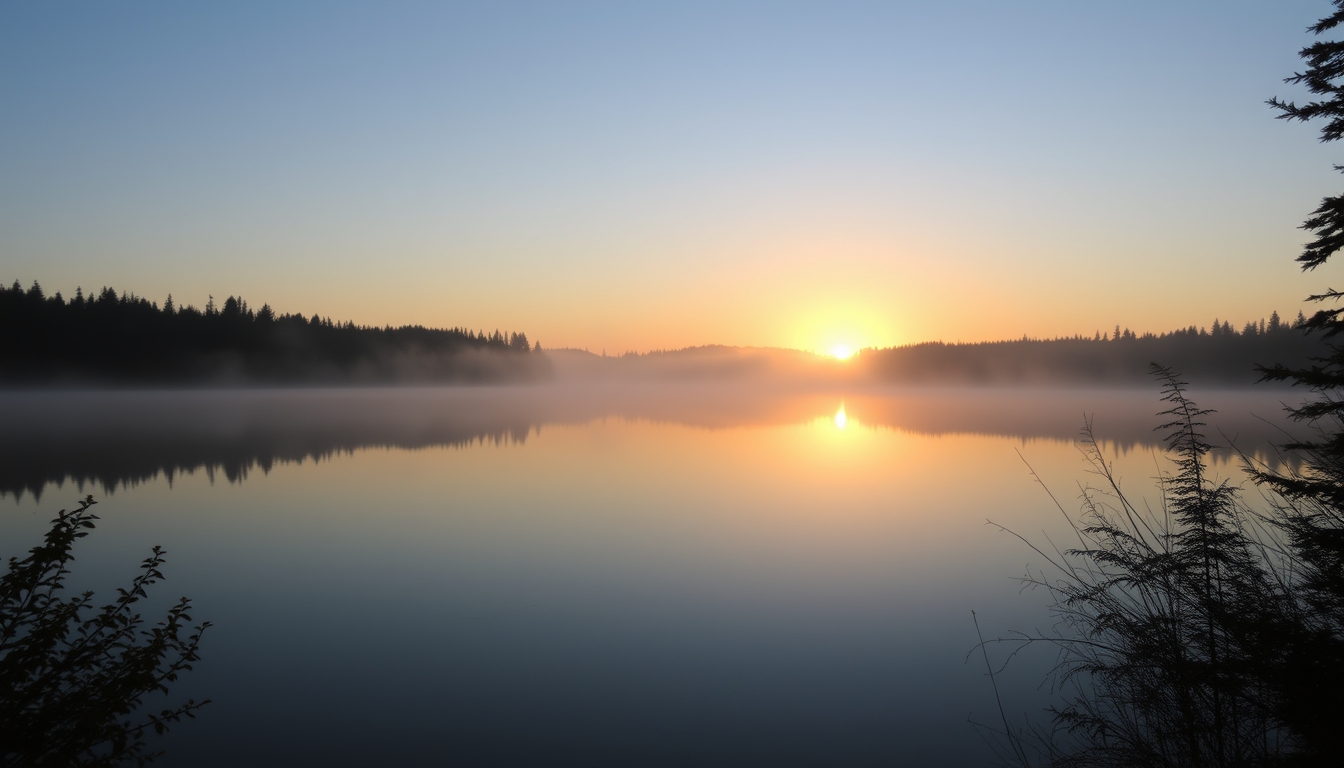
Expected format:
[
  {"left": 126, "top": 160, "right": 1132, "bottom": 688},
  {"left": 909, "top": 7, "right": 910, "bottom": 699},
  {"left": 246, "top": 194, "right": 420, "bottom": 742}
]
[
  {"left": 0, "top": 383, "right": 1300, "bottom": 766},
  {"left": 0, "top": 383, "right": 1299, "bottom": 502},
  {"left": 7, "top": 1, "right": 1341, "bottom": 763}
]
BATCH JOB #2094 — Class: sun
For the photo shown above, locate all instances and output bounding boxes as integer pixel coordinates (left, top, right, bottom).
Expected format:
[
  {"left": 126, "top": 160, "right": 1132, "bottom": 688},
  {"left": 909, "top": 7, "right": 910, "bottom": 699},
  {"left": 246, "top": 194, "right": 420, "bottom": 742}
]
[{"left": 830, "top": 345, "right": 854, "bottom": 360}]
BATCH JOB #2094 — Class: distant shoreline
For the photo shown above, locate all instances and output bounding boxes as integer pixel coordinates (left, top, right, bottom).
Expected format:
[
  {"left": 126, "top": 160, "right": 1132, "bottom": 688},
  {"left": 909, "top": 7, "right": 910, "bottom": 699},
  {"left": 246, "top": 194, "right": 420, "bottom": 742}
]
[{"left": 4, "top": 280, "right": 1321, "bottom": 389}]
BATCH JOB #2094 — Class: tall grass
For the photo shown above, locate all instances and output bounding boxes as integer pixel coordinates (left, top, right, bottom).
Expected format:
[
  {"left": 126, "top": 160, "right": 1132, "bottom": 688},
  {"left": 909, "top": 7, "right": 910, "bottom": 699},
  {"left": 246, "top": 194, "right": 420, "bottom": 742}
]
[{"left": 980, "top": 366, "right": 1339, "bottom": 767}]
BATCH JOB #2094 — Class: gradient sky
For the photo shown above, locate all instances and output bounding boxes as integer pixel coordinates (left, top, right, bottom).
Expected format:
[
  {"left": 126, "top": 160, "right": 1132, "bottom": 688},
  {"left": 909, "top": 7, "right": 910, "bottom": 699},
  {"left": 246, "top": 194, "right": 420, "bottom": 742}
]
[{"left": 1, "top": 1, "right": 1339, "bottom": 353}]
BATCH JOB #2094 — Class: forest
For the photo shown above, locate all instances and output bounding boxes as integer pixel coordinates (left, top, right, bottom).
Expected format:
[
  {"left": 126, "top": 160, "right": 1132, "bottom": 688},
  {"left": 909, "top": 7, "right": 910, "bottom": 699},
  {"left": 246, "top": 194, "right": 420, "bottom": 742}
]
[
  {"left": 0, "top": 281, "right": 551, "bottom": 386},
  {"left": 863, "top": 316, "right": 1323, "bottom": 386}
]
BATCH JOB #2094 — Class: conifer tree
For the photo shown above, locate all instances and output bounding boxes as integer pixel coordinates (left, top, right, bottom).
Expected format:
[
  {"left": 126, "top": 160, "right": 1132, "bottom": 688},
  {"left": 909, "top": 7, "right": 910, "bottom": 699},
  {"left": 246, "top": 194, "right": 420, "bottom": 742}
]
[
  {"left": 1247, "top": 2, "right": 1344, "bottom": 760},
  {"left": 1261, "top": 0, "right": 1344, "bottom": 630}
]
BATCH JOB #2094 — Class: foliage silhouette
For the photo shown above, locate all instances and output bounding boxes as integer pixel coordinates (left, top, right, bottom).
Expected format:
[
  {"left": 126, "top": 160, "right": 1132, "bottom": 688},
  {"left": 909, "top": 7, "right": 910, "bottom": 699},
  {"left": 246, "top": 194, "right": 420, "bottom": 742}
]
[
  {"left": 977, "top": 6, "right": 1344, "bottom": 763},
  {"left": 986, "top": 368, "right": 1342, "bottom": 767},
  {"left": 983, "top": 369, "right": 1289, "bottom": 767},
  {"left": 1255, "top": 1, "right": 1344, "bottom": 757},
  {"left": 0, "top": 282, "right": 548, "bottom": 386},
  {"left": 0, "top": 496, "right": 209, "bottom": 766}
]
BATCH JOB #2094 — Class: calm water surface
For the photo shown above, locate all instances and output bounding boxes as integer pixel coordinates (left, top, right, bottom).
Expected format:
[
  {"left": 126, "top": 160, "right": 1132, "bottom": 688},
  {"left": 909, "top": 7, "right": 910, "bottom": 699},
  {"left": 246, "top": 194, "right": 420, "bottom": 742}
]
[{"left": 0, "top": 385, "right": 1299, "bottom": 766}]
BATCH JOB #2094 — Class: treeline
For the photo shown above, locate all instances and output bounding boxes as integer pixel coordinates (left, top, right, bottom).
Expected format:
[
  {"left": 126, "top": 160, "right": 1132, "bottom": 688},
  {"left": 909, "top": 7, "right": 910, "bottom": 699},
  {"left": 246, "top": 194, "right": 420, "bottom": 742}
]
[
  {"left": 864, "top": 314, "right": 1323, "bottom": 386},
  {"left": 0, "top": 280, "right": 550, "bottom": 386}
]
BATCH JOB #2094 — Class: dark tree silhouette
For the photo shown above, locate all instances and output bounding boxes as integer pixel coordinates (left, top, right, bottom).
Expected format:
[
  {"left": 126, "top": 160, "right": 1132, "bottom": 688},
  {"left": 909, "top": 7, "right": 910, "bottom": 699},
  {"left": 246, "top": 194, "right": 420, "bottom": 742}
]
[
  {"left": 1268, "top": 2, "right": 1344, "bottom": 271},
  {"left": 0, "top": 283, "right": 549, "bottom": 386},
  {"left": 0, "top": 496, "right": 209, "bottom": 766},
  {"left": 1256, "top": 3, "right": 1344, "bottom": 755},
  {"left": 981, "top": 8, "right": 1344, "bottom": 761},
  {"left": 864, "top": 315, "right": 1322, "bottom": 387},
  {"left": 1225, "top": 3, "right": 1344, "bottom": 758}
]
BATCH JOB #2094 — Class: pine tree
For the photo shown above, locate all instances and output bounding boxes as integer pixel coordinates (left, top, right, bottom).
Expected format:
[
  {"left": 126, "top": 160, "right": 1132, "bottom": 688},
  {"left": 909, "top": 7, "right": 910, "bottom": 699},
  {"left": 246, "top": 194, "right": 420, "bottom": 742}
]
[
  {"left": 1252, "top": 3, "right": 1344, "bottom": 760},
  {"left": 1261, "top": 0, "right": 1344, "bottom": 604}
]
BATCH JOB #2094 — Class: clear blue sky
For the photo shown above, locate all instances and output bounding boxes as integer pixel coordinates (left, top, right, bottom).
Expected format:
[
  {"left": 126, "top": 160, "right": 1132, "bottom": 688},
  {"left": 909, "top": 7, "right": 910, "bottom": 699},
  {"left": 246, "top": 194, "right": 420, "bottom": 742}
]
[{"left": 1, "top": 1, "right": 1336, "bottom": 351}]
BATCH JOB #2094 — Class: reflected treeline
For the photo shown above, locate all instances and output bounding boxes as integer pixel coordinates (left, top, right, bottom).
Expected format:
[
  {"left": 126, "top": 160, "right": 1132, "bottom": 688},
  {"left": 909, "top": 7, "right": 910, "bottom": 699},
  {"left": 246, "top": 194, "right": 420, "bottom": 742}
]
[
  {"left": 1, "top": 281, "right": 549, "bottom": 386},
  {"left": 0, "top": 386, "right": 1303, "bottom": 501},
  {"left": 865, "top": 315, "right": 1321, "bottom": 386}
]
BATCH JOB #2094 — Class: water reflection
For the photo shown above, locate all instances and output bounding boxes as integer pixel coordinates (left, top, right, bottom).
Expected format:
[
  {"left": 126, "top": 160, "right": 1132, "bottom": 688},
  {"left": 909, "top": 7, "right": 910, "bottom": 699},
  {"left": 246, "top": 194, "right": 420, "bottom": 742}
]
[
  {"left": 0, "top": 384, "right": 1308, "bottom": 767},
  {"left": 0, "top": 385, "right": 1300, "bottom": 501}
]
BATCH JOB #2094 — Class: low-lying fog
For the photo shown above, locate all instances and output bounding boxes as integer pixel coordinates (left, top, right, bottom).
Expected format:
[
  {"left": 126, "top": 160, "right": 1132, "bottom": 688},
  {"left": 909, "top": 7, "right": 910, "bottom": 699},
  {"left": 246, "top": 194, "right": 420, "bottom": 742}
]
[
  {"left": 0, "top": 367, "right": 1310, "bottom": 767},
  {"left": 0, "top": 379, "right": 1303, "bottom": 502}
]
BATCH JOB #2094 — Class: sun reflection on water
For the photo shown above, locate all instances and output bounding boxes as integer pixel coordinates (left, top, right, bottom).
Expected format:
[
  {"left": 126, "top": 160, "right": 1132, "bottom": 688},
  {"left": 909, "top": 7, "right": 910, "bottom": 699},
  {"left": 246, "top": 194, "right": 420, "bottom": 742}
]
[{"left": 834, "top": 404, "right": 847, "bottom": 430}]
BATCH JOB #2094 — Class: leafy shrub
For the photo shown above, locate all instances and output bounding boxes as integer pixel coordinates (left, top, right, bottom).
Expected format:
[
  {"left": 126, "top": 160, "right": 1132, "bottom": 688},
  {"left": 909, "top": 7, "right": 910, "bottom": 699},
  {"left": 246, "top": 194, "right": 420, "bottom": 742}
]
[{"left": 0, "top": 496, "right": 209, "bottom": 766}]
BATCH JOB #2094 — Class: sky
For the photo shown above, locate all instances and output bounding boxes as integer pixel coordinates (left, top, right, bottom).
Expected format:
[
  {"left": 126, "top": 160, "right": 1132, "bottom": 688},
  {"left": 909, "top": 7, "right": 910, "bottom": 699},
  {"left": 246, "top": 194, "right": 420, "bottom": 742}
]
[{"left": 1, "top": 1, "right": 1340, "bottom": 354}]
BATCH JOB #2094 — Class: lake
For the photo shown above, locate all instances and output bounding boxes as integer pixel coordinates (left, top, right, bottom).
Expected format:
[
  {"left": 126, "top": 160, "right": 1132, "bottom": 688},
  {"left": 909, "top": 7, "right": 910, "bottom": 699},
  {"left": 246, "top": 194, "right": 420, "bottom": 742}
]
[{"left": 0, "top": 385, "right": 1301, "bottom": 766}]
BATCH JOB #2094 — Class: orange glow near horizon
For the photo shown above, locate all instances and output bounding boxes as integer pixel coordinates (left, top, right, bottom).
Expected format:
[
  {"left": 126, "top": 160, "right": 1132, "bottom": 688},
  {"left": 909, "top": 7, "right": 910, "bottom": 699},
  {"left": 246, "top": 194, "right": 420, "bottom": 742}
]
[{"left": 785, "top": 301, "right": 902, "bottom": 359}]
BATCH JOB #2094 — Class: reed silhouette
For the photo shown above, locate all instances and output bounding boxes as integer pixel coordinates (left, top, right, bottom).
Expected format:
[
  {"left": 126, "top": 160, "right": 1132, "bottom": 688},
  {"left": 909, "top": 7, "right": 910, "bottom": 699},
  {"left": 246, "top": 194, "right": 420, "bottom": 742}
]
[
  {"left": 976, "top": 7, "right": 1344, "bottom": 763},
  {"left": 982, "top": 369, "right": 1341, "bottom": 767}
]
